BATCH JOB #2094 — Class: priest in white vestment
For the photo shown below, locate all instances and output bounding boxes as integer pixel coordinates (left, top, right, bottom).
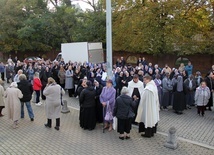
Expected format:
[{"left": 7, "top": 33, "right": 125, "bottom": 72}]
[
  {"left": 135, "top": 74, "right": 160, "bottom": 138},
  {"left": 127, "top": 74, "right": 144, "bottom": 123}
]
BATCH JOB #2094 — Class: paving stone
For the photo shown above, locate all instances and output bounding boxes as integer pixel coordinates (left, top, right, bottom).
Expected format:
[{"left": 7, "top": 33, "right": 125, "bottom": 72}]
[{"left": 1, "top": 88, "right": 214, "bottom": 154}]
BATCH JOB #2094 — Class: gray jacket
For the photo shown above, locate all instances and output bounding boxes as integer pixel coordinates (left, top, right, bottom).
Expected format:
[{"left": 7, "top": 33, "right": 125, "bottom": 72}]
[
  {"left": 195, "top": 86, "right": 210, "bottom": 106},
  {"left": 162, "top": 77, "right": 173, "bottom": 93}
]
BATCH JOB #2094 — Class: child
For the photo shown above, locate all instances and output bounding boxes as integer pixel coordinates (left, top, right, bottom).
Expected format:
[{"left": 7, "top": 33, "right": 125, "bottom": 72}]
[
  {"left": 195, "top": 81, "right": 210, "bottom": 116},
  {"left": 33, "top": 72, "right": 42, "bottom": 106}
]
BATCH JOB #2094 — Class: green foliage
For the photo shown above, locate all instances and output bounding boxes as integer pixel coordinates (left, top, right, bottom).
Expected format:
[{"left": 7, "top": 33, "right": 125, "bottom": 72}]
[
  {"left": 0, "top": 0, "right": 106, "bottom": 53},
  {"left": 112, "top": 0, "right": 214, "bottom": 55},
  {"left": 0, "top": 0, "right": 213, "bottom": 55}
]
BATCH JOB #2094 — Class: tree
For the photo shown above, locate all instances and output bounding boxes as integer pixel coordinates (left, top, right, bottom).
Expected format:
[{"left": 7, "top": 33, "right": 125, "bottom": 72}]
[
  {"left": 112, "top": 0, "right": 214, "bottom": 55},
  {"left": 0, "top": 0, "right": 26, "bottom": 52}
]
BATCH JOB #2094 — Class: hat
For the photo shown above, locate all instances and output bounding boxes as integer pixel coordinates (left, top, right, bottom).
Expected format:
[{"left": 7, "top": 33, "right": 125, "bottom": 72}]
[
  {"left": 106, "top": 79, "right": 113, "bottom": 84},
  {"left": 10, "top": 82, "right": 17, "bottom": 88}
]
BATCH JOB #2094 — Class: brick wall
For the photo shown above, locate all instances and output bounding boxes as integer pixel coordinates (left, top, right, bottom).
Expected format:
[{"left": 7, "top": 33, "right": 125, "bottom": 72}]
[
  {"left": 113, "top": 51, "right": 214, "bottom": 75},
  {"left": 1, "top": 51, "right": 213, "bottom": 75}
]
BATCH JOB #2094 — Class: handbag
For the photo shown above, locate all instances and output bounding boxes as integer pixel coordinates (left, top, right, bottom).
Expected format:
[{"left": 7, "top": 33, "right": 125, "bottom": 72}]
[
  {"left": 122, "top": 98, "right": 135, "bottom": 119},
  {"left": 105, "top": 104, "right": 113, "bottom": 121},
  {"left": 113, "top": 117, "right": 117, "bottom": 130},
  {"left": 127, "top": 106, "right": 135, "bottom": 119}
]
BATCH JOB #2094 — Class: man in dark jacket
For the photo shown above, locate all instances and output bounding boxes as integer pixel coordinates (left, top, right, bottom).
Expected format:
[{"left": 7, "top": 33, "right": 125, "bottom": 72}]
[
  {"left": 17, "top": 74, "right": 34, "bottom": 121},
  {"left": 40, "top": 67, "right": 51, "bottom": 100}
]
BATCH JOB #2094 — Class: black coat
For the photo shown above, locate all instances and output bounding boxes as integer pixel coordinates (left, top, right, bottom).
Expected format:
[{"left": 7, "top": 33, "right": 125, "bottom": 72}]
[
  {"left": 95, "top": 85, "right": 103, "bottom": 100},
  {"left": 79, "top": 87, "right": 96, "bottom": 108},
  {"left": 18, "top": 80, "right": 33, "bottom": 102},
  {"left": 113, "top": 94, "right": 135, "bottom": 120},
  {"left": 184, "top": 79, "right": 197, "bottom": 93},
  {"left": 40, "top": 70, "right": 52, "bottom": 86}
]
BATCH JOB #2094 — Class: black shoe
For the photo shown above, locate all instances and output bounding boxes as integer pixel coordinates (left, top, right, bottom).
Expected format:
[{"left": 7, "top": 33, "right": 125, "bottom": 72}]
[
  {"left": 141, "top": 134, "right": 151, "bottom": 138},
  {"left": 31, "top": 118, "right": 34, "bottom": 121},
  {"left": 44, "top": 124, "right": 51, "bottom": 128},
  {"left": 125, "top": 136, "right": 130, "bottom": 140},
  {"left": 178, "top": 111, "right": 183, "bottom": 115},
  {"left": 208, "top": 108, "right": 212, "bottom": 111},
  {"left": 119, "top": 137, "right": 124, "bottom": 140},
  {"left": 54, "top": 126, "right": 59, "bottom": 130}
]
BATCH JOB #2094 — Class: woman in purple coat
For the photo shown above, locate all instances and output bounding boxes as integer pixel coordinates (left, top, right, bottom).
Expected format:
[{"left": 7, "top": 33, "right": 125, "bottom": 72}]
[{"left": 100, "top": 79, "right": 116, "bottom": 131}]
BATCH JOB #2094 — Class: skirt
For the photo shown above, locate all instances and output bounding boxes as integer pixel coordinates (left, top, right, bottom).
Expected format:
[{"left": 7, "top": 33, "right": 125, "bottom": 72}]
[
  {"left": 117, "top": 118, "right": 132, "bottom": 134},
  {"left": 80, "top": 107, "right": 96, "bottom": 130},
  {"left": 173, "top": 91, "right": 186, "bottom": 111}
]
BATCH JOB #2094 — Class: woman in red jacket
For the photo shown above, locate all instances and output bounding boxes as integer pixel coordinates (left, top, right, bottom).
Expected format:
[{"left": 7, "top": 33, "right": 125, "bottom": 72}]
[{"left": 33, "top": 72, "right": 42, "bottom": 106}]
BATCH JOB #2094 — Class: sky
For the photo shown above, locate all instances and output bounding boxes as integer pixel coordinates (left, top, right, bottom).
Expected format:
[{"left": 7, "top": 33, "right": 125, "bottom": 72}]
[
  {"left": 71, "top": 1, "right": 94, "bottom": 11},
  {"left": 48, "top": 0, "right": 96, "bottom": 11}
]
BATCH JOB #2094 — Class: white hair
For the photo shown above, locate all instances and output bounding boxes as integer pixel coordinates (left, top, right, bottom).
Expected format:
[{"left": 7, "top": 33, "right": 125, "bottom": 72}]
[{"left": 121, "top": 87, "right": 129, "bottom": 95}]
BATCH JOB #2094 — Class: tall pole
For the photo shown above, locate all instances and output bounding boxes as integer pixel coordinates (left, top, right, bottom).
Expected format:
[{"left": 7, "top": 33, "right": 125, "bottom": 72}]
[{"left": 106, "top": 0, "right": 112, "bottom": 79}]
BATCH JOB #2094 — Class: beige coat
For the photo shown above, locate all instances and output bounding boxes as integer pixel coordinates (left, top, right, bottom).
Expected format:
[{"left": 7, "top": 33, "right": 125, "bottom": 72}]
[
  {"left": 0, "top": 85, "right": 5, "bottom": 106},
  {"left": 5, "top": 87, "right": 23, "bottom": 121},
  {"left": 43, "top": 84, "right": 65, "bottom": 119}
]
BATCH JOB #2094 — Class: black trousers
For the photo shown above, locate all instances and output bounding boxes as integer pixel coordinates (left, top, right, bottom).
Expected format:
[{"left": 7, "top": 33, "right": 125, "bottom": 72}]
[
  {"left": 117, "top": 118, "right": 132, "bottom": 134},
  {"left": 197, "top": 106, "right": 205, "bottom": 115},
  {"left": 41, "top": 85, "right": 46, "bottom": 100},
  {"left": 0, "top": 106, "right": 5, "bottom": 114},
  {"left": 1, "top": 72, "right": 4, "bottom": 81},
  {"left": 68, "top": 88, "right": 75, "bottom": 97},
  {"left": 47, "top": 118, "right": 60, "bottom": 127}
]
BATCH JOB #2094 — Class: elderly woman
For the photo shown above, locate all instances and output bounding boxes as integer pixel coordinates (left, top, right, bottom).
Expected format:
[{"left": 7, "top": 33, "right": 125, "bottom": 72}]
[
  {"left": 5, "top": 82, "right": 23, "bottom": 128},
  {"left": 79, "top": 81, "right": 96, "bottom": 130},
  {"left": 0, "top": 79, "right": 5, "bottom": 117},
  {"left": 113, "top": 87, "right": 136, "bottom": 140},
  {"left": 100, "top": 79, "right": 116, "bottom": 131},
  {"left": 17, "top": 74, "right": 34, "bottom": 121},
  {"left": 58, "top": 65, "right": 66, "bottom": 89},
  {"left": 13, "top": 69, "right": 23, "bottom": 83},
  {"left": 43, "top": 77, "right": 65, "bottom": 130},
  {"left": 172, "top": 75, "right": 186, "bottom": 114},
  {"left": 65, "top": 65, "right": 74, "bottom": 97},
  {"left": 195, "top": 81, "right": 210, "bottom": 116}
]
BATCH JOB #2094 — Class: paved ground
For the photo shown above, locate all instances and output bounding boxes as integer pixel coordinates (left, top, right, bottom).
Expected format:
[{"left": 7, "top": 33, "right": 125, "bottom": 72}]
[
  {"left": 66, "top": 92, "right": 214, "bottom": 148},
  {"left": 1, "top": 89, "right": 214, "bottom": 155}
]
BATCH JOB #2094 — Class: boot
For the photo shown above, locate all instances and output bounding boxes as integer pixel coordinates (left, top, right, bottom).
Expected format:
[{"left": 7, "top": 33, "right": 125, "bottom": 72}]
[
  {"left": 0, "top": 107, "right": 4, "bottom": 117},
  {"left": 44, "top": 119, "right": 51, "bottom": 128},
  {"left": 55, "top": 118, "right": 60, "bottom": 130}
]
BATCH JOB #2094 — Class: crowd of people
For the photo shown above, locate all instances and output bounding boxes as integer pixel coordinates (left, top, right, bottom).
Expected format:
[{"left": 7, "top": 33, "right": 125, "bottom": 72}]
[{"left": 0, "top": 55, "right": 213, "bottom": 139}]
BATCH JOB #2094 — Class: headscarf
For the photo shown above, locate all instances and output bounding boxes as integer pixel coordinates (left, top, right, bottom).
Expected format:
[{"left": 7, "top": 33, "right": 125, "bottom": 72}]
[{"left": 176, "top": 76, "right": 183, "bottom": 92}]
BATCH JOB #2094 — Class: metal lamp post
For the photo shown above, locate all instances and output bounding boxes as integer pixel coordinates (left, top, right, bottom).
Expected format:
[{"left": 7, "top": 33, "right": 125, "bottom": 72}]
[{"left": 106, "top": 0, "right": 113, "bottom": 79}]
